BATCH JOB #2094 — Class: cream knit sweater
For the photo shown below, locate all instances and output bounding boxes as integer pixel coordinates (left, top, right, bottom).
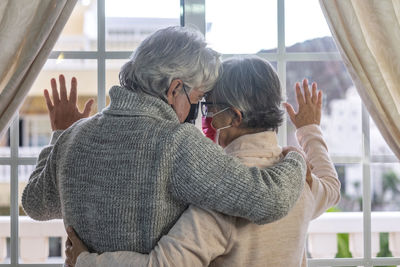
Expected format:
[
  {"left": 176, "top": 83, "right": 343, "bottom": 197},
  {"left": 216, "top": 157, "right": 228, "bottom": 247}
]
[{"left": 77, "top": 124, "right": 340, "bottom": 267}]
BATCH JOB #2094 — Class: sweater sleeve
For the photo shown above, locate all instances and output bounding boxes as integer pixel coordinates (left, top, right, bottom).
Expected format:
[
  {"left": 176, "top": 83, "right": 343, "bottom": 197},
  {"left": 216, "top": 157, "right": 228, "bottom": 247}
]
[
  {"left": 169, "top": 124, "right": 307, "bottom": 225},
  {"left": 21, "top": 130, "right": 64, "bottom": 220},
  {"left": 296, "top": 124, "right": 341, "bottom": 219},
  {"left": 76, "top": 206, "right": 234, "bottom": 267}
]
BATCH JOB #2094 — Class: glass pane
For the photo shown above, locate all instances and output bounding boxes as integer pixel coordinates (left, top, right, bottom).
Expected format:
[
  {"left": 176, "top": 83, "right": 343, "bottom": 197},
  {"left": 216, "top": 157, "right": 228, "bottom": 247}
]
[
  {"left": 19, "top": 166, "right": 65, "bottom": 264},
  {"left": 307, "top": 164, "right": 363, "bottom": 260},
  {"left": 105, "top": 0, "right": 180, "bottom": 51},
  {"left": 0, "top": 127, "right": 10, "bottom": 157},
  {"left": 285, "top": 0, "right": 337, "bottom": 52},
  {"left": 371, "top": 163, "right": 400, "bottom": 212},
  {"left": 334, "top": 164, "right": 363, "bottom": 212},
  {"left": 286, "top": 61, "right": 361, "bottom": 157},
  {"left": 106, "top": 60, "right": 126, "bottom": 95},
  {"left": 270, "top": 61, "right": 277, "bottom": 70},
  {"left": 0, "top": 165, "right": 10, "bottom": 263},
  {"left": 53, "top": 0, "right": 97, "bottom": 51},
  {"left": 106, "top": 60, "right": 126, "bottom": 109},
  {"left": 371, "top": 163, "right": 400, "bottom": 261},
  {"left": 370, "top": 117, "right": 396, "bottom": 156},
  {"left": 206, "top": 0, "right": 277, "bottom": 54},
  {"left": 19, "top": 59, "right": 98, "bottom": 157}
]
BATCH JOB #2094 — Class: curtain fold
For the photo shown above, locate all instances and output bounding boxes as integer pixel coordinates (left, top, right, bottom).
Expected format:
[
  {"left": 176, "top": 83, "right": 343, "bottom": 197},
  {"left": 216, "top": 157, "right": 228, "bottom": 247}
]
[
  {"left": 0, "top": 0, "right": 77, "bottom": 138},
  {"left": 319, "top": 0, "right": 400, "bottom": 159}
]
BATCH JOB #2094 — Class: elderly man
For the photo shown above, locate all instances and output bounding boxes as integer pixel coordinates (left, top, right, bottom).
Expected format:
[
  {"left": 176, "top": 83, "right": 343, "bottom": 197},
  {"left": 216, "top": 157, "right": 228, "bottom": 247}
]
[{"left": 22, "top": 26, "right": 306, "bottom": 255}]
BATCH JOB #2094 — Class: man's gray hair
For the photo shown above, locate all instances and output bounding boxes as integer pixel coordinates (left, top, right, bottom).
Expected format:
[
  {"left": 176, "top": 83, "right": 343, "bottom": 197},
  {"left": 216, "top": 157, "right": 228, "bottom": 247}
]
[
  {"left": 119, "top": 26, "right": 221, "bottom": 101},
  {"left": 209, "top": 55, "right": 284, "bottom": 130}
]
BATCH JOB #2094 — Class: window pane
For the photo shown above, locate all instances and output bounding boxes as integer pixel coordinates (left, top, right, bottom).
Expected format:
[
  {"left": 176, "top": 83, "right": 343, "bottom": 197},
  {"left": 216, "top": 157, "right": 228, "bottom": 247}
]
[
  {"left": 19, "top": 166, "right": 65, "bottom": 264},
  {"left": 105, "top": 0, "right": 180, "bottom": 51},
  {"left": 106, "top": 60, "right": 126, "bottom": 94},
  {"left": 53, "top": 0, "right": 97, "bottom": 51},
  {"left": 335, "top": 164, "right": 363, "bottom": 212},
  {"left": 371, "top": 163, "right": 400, "bottom": 212},
  {"left": 0, "top": 165, "right": 10, "bottom": 263},
  {"left": 19, "top": 59, "right": 98, "bottom": 157},
  {"left": 285, "top": 0, "right": 336, "bottom": 52},
  {"left": 206, "top": 0, "right": 277, "bottom": 54},
  {"left": 286, "top": 61, "right": 361, "bottom": 157},
  {"left": 0, "top": 128, "right": 10, "bottom": 157},
  {"left": 371, "top": 163, "right": 400, "bottom": 260},
  {"left": 307, "top": 164, "right": 363, "bottom": 260},
  {"left": 370, "top": 117, "right": 396, "bottom": 156}
]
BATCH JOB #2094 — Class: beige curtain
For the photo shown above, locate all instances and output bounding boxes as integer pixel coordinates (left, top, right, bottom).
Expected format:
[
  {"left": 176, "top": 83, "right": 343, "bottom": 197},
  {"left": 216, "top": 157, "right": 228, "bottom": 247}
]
[
  {"left": 0, "top": 0, "right": 77, "bottom": 138},
  {"left": 319, "top": 0, "right": 400, "bottom": 159}
]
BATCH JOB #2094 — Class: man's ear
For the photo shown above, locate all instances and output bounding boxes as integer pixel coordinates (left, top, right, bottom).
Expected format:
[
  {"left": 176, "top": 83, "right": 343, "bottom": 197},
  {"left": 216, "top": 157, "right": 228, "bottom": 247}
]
[
  {"left": 166, "top": 79, "right": 183, "bottom": 105},
  {"left": 231, "top": 108, "right": 243, "bottom": 127}
]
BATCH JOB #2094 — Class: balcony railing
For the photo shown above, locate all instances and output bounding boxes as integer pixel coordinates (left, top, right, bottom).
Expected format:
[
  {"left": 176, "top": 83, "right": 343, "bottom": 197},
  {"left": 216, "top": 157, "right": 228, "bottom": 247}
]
[
  {"left": 308, "top": 212, "right": 400, "bottom": 258},
  {"left": 0, "top": 212, "right": 399, "bottom": 263}
]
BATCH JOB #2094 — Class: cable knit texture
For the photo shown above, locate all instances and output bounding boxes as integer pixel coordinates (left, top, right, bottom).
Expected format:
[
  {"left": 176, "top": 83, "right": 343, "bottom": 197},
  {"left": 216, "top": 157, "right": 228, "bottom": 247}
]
[{"left": 22, "top": 85, "right": 306, "bottom": 254}]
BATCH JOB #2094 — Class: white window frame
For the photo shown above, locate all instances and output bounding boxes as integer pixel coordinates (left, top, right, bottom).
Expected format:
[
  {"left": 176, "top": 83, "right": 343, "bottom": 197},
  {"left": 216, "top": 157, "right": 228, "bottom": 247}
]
[{"left": 1, "top": 0, "right": 400, "bottom": 266}]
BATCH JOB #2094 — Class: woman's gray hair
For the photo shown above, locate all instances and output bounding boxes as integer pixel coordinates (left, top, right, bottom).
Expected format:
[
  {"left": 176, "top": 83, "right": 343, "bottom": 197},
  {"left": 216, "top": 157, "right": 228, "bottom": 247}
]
[
  {"left": 119, "top": 26, "right": 221, "bottom": 101},
  {"left": 209, "top": 55, "right": 284, "bottom": 130}
]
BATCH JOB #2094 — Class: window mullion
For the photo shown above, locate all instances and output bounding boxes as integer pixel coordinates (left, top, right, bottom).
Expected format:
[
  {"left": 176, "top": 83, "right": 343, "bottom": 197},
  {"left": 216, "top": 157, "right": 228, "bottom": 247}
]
[
  {"left": 277, "top": 60, "right": 287, "bottom": 147},
  {"left": 182, "top": 0, "right": 206, "bottom": 35},
  {"left": 97, "top": 0, "right": 106, "bottom": 112},
  {"left": 362, "top": 103, "right": 372, "bottom": 264},
  {"left": 10, "top": 115, "right": 19, "bottom": 265},
  {"left": 277, "top": 0, "right": 287, "bottom": 146},
  {"left": 277, "top": 0, "right": 285, "bottom": 56}
]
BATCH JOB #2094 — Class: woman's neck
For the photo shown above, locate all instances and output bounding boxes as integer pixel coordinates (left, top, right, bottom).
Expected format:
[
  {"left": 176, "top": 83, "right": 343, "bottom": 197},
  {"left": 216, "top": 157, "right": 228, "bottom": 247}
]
[{"left": 224, "top": 127, "right": 273, "bottom": 147}]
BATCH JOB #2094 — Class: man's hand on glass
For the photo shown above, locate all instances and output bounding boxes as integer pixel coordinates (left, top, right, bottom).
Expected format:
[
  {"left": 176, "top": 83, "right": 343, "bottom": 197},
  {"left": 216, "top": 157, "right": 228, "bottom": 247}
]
[{"left": 44, "top": 74, "right": 94, "bottom": 131}]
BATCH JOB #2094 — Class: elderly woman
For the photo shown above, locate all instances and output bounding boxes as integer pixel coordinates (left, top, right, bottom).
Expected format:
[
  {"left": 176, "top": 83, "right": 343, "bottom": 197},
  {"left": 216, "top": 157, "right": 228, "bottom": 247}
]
[
  {"left": 22, "top": 27, "right": 306, "bottom": 261},
  {"left": 66, "top": 55, "right": 340, "bottom": 267}
]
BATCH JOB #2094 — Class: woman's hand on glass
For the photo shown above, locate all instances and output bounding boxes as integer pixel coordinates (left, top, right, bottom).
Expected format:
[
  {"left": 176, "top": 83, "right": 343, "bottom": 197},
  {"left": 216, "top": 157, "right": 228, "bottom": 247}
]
[
  {"left": 64, "top": 226, "right": 89, "bottom": 267},
  {"left": 44, "top": 74, "right": 94, "bottom": 131},
  {"left": 284, "top": 78, "right": 322, "bottom": 129}
]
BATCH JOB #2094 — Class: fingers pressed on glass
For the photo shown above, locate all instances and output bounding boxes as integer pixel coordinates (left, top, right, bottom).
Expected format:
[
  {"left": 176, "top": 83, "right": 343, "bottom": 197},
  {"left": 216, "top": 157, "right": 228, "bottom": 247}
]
[
  {"left": 51, "top": 78, "right": 60, "bottom": 104},
  {"left": 295, "top": 82, "right": 305, "bottom": 106},
  {"left": 302, "top": 79, "right": 312, "bottom": 103},
  {"left": 70, "top": 77, "right": 78, "bottom": 104},
  {"left": 59, "top": 74, "right": 68, "bottom": 102},
  {"left": 317, "top": 90, "right": 323, "bottom": 107},
  {"left": 44, "top": 89, "right": 53, "bottom": 111},
  {"left": 311, "top": 82, "right": 317, "bottom": 103},
  {"left": 284, "top": 103, "right": 296, "bottom": 120},
  {"left": 82, "top": 99, "right": 94, "bottom": 117}
]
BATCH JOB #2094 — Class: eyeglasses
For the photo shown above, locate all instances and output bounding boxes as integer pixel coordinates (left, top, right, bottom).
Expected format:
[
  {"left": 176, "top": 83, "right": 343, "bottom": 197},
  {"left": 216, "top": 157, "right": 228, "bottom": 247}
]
[{"left": 201, "top": 102, "right": 230, "bottom": 117}]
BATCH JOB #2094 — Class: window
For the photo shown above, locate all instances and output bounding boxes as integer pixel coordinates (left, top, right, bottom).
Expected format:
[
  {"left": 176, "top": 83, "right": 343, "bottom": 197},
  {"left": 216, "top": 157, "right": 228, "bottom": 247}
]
[
  {"left": 1, "top": 0, "right": 180, "bottom": 265},
  {"left": 1, "top": 0, "right": 399, "bottom": 266}
]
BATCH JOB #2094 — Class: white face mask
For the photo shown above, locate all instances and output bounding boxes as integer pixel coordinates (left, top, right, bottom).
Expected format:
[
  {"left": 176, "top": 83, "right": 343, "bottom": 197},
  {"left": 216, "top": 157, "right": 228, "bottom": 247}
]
[
  {"left": 211, "top": 107, "right": 232, "bottom": 146},
  {"left": 215, "top": 124, "right": 232, "bottom": 146}
]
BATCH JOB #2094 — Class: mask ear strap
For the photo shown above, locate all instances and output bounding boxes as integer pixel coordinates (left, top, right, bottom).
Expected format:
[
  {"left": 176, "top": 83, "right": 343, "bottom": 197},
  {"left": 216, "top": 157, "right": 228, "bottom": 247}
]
[
  {"left": 218, "top": 125, "right": 231, "bottom": 130},
  {"left": 212, "top": 107, "right": 230, "bottom": 118}
]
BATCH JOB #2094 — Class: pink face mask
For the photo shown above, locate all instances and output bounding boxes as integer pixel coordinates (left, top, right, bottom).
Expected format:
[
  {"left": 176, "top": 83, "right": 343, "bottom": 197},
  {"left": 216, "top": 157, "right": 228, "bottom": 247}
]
[{"left": 201, "top": 116, "right": 217, "bottom": 142}]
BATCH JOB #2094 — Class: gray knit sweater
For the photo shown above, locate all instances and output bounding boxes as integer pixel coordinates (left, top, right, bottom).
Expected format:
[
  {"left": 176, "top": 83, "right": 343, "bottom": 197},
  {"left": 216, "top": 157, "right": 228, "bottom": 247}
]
[{"left": 22, "top": 86, "right": 306, "bottom": 254}]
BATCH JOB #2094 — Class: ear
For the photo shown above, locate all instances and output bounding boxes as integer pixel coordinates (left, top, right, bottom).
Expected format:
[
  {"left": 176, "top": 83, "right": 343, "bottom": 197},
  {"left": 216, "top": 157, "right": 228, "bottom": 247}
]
[
  {"left": 166, "top": 79, "right": 183, "bottom": 105},
  {"left": 231, "top": 108, "right": 243, "bottom": 127}
]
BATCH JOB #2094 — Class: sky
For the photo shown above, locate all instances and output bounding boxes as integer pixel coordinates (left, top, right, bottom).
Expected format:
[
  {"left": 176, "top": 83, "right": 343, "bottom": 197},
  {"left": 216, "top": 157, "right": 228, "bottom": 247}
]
[{"left": 104, "top": 0, "right": 332, "bottom": 54}]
